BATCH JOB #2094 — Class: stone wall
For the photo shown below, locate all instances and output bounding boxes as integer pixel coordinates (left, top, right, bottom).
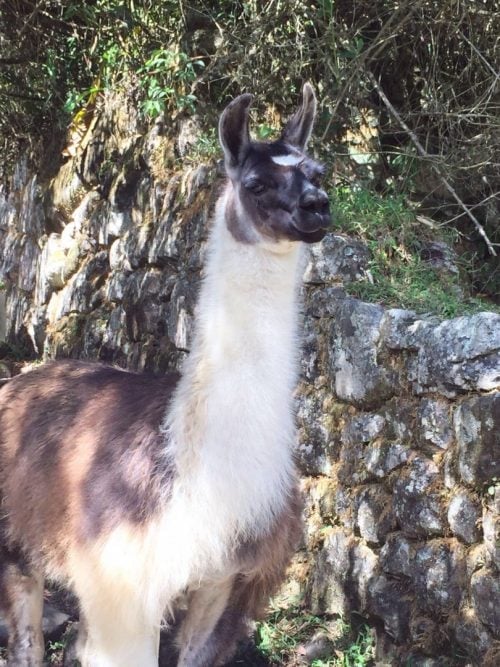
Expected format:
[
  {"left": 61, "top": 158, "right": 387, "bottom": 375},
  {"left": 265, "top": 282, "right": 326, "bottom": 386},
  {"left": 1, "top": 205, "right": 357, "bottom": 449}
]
[
  {"left": 0, "top": 96, "right": 499, "bottom": 665},
  {"left": 296, "top": 289, "right": 499, "bottom": 664}
]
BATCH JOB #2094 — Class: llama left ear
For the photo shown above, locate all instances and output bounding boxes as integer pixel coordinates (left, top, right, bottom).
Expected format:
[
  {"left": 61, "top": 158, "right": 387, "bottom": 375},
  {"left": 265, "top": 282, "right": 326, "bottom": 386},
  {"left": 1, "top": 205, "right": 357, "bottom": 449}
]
[
  {"left": 219, "top": 93, "right": 253, "bottom": 170},
  {"left": 281, "top": 83, "right": 317, "bottom": 151}
]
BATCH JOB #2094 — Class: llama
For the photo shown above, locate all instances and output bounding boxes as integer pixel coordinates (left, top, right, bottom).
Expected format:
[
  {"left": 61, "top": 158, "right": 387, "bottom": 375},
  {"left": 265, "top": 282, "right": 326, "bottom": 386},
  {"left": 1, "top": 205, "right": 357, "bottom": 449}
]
[{"left": 0, "top": 83, "right": 331, "bottom": 667}]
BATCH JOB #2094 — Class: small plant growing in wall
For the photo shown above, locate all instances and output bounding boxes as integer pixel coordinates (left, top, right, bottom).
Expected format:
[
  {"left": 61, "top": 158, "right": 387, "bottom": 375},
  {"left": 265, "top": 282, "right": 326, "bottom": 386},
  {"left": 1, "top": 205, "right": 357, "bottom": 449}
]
[{"left": 138, "top": 48, "right": 205, "bottom": 117}]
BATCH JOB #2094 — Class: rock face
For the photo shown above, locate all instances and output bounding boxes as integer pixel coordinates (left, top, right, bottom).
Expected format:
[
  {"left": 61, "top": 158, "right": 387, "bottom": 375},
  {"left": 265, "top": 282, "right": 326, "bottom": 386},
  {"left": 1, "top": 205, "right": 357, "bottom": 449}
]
[{"left": 0, "top": 93, "right": 499, "bottom": 664}]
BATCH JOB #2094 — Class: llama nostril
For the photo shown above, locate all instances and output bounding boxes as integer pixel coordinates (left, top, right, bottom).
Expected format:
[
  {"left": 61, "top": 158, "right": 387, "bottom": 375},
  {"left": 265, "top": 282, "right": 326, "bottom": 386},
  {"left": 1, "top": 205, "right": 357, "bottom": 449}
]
[{"left": 299, "top": 191, "right": 329, "bottom": 213}]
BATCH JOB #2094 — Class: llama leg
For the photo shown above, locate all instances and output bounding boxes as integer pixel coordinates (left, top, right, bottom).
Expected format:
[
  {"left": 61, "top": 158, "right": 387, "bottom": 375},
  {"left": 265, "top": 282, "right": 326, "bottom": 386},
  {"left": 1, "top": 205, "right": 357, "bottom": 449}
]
[
  {"left": 176, "top": 578, "right": 234, "bottom": 667},
  {"left": 205, "top": 574, "right": 271, "bottom": 666},
  {"left": 0, "top": 559, "right": 44, "bottom": 667},
  {"left": 62, "top": 612, "right": 88, "bottom": 666},
  {"left": 74, "top": 593, "right": 159, "bottom": 667}
]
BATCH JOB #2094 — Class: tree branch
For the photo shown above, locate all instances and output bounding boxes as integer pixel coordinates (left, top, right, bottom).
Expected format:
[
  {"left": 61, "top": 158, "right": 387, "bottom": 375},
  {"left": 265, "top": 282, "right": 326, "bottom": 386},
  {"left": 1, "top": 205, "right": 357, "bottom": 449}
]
[{"left": 368, "top": 71, "right": 497, "bottom": 257}]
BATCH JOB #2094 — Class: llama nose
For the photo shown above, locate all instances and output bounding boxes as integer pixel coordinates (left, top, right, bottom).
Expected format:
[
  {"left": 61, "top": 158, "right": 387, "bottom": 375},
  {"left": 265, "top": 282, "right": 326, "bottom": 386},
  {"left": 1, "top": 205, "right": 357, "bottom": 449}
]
[{"left": 299, "top": 189, "right": 330, "bottom": 214}]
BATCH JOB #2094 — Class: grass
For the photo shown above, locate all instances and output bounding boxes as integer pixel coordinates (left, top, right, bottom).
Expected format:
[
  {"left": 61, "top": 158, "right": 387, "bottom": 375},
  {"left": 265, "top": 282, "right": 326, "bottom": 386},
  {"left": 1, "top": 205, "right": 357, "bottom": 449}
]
[
  {"left": 331, "top": 186, "right": 499, "bottom": 319},
  {"left": 255, "top": 606, "right": 375, "bottom": 666},
  {"left": 46, "top": 639, "right": 68, "bottom": 665}
]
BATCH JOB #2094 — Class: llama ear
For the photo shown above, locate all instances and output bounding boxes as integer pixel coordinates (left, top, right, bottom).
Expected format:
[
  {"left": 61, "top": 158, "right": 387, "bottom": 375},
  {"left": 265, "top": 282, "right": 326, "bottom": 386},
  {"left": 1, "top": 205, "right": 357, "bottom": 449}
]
[
  {"left": 281, "top": 83, "right": 317, "bottom": 150},
  {"left": 219, "top": 93, "right": 253, "bottom": 170}
]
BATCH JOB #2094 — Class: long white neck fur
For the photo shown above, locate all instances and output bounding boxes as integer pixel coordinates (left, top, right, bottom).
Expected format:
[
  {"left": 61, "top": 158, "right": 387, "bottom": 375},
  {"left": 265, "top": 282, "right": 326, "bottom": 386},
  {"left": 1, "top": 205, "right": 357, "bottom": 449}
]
[
  {"left": 171, "top": 187, "right": 302, "bottom": 443},
  {"left": 158, "top": 184, "right": 303, "bottom": 590}
]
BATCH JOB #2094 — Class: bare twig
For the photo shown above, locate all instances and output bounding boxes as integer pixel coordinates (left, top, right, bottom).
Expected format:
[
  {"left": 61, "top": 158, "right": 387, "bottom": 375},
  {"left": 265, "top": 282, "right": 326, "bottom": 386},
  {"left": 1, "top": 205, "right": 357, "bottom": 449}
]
[
  {"left": 320, "top": 0, "right": 422, "bottom": 141},
  {"left": 443, "top": 191, "right": 500, "bottom": 225},
  {"left": 459, "top": 31, "right": 500, "bottom": 82},
  {"left": 368, "top": 71, "right": 497, "bottom": 257}
]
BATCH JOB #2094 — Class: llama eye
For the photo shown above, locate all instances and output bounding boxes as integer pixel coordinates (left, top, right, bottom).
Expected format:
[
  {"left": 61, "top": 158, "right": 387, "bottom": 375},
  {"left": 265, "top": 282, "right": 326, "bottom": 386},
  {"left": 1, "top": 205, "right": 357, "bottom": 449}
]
[{"left": 245, "top": 181, "right": 267, "bottom": 195}]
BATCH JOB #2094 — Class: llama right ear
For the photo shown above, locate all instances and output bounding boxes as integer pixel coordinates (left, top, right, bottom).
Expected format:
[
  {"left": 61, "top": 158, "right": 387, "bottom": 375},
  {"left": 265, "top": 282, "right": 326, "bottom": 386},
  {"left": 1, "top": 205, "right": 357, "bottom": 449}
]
[
  {"left": 219, "top": 93, "right": 253, "bottom": 170},
  {"left": 281, "top": 83, "right": 317, "bottom": 150}
]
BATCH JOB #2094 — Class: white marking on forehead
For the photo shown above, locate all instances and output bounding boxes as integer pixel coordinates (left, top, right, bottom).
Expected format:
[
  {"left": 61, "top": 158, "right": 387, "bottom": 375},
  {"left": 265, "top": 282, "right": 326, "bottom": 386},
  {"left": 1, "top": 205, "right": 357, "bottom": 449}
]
[{"left": 271, "top": 154, "right": 303, "bottom": 167}]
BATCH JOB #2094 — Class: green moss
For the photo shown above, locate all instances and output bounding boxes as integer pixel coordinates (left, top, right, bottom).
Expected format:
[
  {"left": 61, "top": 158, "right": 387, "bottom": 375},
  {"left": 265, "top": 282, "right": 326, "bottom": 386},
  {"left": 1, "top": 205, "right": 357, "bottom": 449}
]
[{"left": 331, "top": 187, "right": 500, "bottom": 318}]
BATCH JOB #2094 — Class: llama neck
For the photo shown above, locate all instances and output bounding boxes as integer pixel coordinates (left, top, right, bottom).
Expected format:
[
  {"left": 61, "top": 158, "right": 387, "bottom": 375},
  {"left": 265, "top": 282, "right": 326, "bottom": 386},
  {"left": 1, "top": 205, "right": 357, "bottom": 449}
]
[
  {"left": 194, "top": 192, "right": 302, "bottom": 370},
  {"left": 167, "top": 186, "right": 303, "bottom": 470}
]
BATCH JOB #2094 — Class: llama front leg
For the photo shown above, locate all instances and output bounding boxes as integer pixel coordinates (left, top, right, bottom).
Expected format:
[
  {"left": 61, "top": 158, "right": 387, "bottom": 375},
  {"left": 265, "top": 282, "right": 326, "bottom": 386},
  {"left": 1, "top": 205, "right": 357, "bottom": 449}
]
[
  {"left": 77, "top": 615, "right": 159, "bottom": 667},
  {"left": 72, "top": 591, "right": 159, "bottom": 667},
  {"left": 76, "top": 621, "right": 159, "bottom": 667},
  {"left": 0, "top": 559, "right": 44, "bottom": 667},
  {"left": 176, "top": 578, "right": 234, "bottom": 667}
]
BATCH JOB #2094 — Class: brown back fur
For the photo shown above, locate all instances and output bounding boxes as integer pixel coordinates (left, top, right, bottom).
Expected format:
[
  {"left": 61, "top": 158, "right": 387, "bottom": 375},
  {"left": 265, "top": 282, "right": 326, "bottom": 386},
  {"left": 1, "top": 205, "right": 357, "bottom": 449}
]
[{"left": 0, "top": 360, "right": 179, "bottom": 574}]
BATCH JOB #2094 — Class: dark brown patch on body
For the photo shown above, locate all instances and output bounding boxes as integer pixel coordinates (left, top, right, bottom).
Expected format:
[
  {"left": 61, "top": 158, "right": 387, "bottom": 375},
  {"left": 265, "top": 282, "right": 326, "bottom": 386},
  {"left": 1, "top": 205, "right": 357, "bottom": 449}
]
[
  {"left": 0, "top": 360, "right": 179, "bottom": 569},
  {"left": 80, "top": 365, "right": 179, "bottom": 539},
  {"left": 235, "top": 482, "right": 304, "bottom": 580},
  {"left": 204, "top": 484, "right": 304, "bottom": 664}
]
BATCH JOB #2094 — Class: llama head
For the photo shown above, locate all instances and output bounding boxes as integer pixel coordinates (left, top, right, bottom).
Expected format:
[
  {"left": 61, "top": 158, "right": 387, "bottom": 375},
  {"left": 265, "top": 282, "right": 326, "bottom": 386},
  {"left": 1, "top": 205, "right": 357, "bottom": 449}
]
[{"left": 219, "top": 83, "right": 331, "bottom": 245}]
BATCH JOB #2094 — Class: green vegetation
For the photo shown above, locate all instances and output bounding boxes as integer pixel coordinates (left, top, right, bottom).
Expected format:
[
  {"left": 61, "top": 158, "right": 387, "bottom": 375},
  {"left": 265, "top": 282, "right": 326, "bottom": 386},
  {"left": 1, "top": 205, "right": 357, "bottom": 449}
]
[
  {"left": 184, "top": 127, "right": 220, "bottom": 163},
  {"left": 1, "top": 0, "right": 497, "bottom": 306},
  {"left": 138, "top": 49, "right": 205, "bottom": 117},
  {"left": 46, "top": 639, "right": 67, "bottom": 664},
  {"left": 332, "top": 187, "right": 500, "bottom": 318},
  {"left": 0, "top": 0, "right": 201, "bottom": 163},
  {"left": 256, "top": 606, "right": 374, "bottom": 666},
  {"left": 184, "top": 122, "right": 281, "bottom": 163}
]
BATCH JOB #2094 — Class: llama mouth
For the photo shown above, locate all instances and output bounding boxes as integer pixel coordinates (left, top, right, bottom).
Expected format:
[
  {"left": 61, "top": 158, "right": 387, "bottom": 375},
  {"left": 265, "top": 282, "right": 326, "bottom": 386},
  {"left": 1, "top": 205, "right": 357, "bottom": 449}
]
[
  {"left": 289, "top": 223, "right": 328, "bottom": 244},
  {"left": 290, "top": 216, "right": 331, "bottom": 243}
]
